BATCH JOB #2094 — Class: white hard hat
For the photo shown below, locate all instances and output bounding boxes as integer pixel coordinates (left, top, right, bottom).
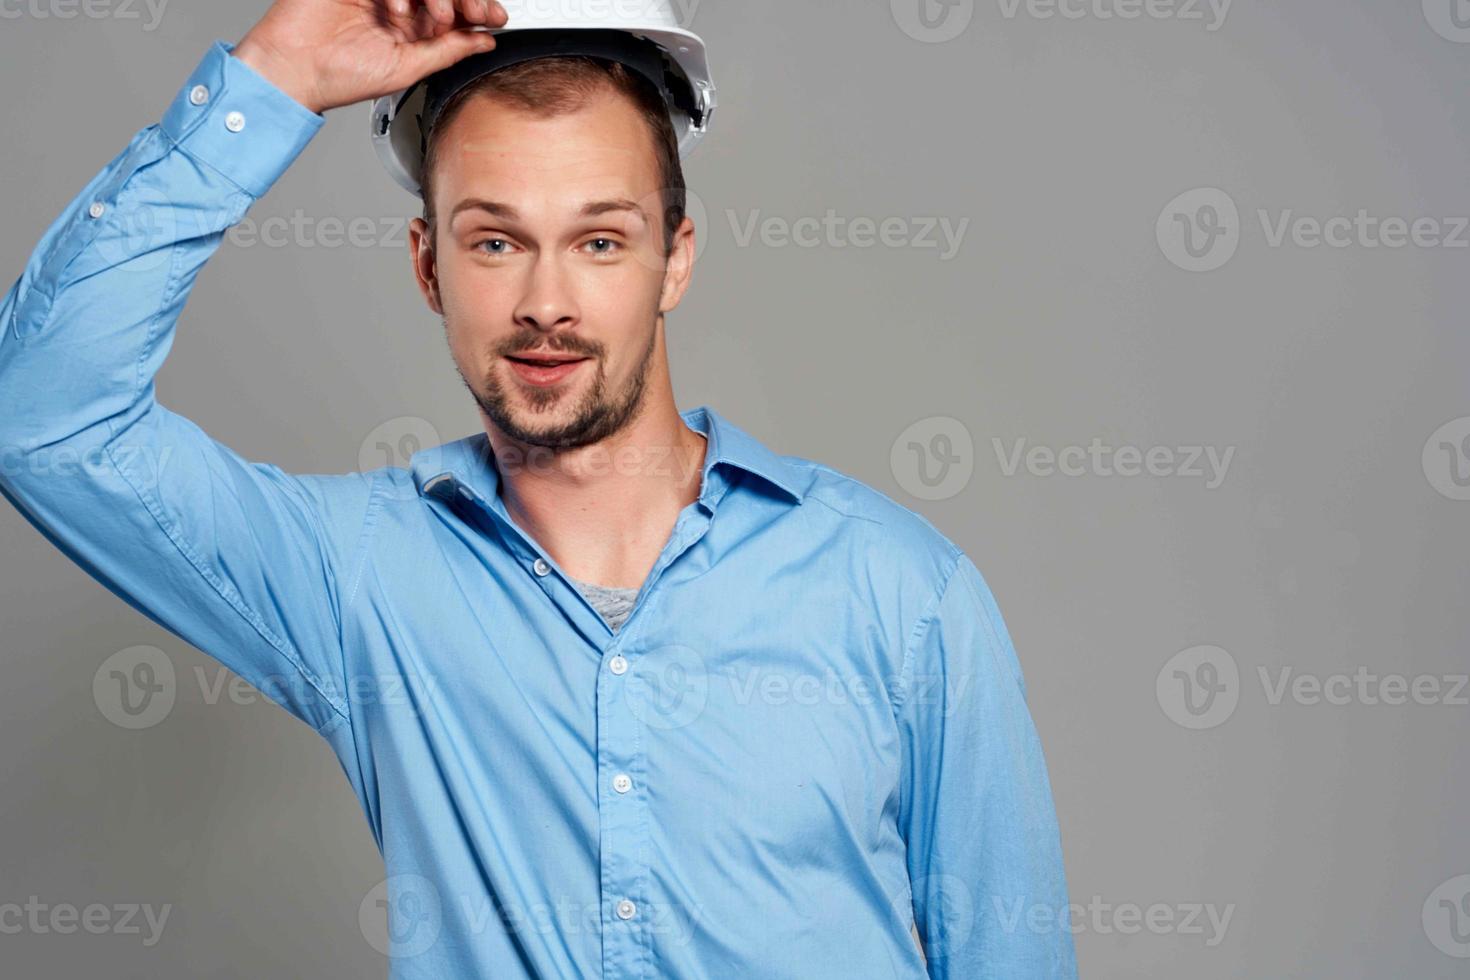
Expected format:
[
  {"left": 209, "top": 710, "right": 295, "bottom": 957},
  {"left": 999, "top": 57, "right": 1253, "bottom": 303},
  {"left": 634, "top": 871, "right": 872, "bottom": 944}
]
[{"left": 369, "top": 0, "right": 717, "bottom": 197}]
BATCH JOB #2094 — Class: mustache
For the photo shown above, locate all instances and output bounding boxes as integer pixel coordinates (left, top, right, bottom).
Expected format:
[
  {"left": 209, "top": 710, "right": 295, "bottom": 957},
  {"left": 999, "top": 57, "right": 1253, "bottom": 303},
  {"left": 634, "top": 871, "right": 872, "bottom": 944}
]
[{"left": 496, "top": 334, "right": 602, "bottom": 359}]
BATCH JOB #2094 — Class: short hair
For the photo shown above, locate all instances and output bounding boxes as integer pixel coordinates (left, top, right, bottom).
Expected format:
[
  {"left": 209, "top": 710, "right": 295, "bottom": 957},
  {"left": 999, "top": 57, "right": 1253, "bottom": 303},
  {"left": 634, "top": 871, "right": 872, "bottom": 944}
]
[{"left": 420, "top": 55, "right": 686, "bottom": 259}]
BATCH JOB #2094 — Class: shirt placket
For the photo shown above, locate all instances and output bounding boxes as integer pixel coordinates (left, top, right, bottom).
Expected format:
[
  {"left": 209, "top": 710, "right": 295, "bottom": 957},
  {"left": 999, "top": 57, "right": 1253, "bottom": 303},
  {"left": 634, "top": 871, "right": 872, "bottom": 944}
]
[
  {"left": 451, "top": 476, "right": 720, "bottom": 978},
  {"left": 590, "top": 500, "right": 715, "bottom": 979}
]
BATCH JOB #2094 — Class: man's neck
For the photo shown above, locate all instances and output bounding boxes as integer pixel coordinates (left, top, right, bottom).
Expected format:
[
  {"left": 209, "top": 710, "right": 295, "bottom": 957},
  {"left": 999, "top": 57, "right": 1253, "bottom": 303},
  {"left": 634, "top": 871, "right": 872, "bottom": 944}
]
[{"left": 485, "top": 400, "right": 709, "bottom": 590}]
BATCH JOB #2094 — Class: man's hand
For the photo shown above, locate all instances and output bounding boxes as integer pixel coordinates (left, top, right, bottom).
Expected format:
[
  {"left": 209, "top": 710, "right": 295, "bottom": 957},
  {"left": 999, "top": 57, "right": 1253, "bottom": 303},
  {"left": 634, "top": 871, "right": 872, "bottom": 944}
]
[{"left": 234, "top": 0, "right": 509, "bottom": 115}]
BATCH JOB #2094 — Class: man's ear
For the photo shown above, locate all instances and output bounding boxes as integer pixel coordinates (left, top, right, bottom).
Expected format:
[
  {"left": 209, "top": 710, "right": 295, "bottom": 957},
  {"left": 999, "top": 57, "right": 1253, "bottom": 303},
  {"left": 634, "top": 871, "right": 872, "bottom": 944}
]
[
  {"left": 408, "top": 217, "right": 443, "bottom": 315},
  {"left": 658, "top": 215, "right": 696, "bottom": 316}
]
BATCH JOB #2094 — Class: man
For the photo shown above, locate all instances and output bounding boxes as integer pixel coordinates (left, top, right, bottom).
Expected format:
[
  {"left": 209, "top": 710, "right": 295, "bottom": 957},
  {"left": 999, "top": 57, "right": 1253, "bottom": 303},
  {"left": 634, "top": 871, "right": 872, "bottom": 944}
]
[{"left": 0, "top": 0, "right": 1078, "bottom": 976}]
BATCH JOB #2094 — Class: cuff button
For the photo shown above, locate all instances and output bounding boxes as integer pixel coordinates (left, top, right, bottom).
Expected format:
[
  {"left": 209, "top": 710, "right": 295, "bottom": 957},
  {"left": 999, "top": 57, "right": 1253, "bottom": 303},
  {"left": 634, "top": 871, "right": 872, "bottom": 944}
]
[
  {"left": 189, "top": 85, "right": 210, "bottom": 106},
  {"left": 224, "top": 111, "right": 246, "bottom": 133}
]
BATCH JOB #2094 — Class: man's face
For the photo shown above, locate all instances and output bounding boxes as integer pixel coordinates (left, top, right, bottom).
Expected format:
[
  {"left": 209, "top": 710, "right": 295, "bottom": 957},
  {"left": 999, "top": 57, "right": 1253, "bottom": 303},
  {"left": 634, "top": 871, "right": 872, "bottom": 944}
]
[{"left": 409, "top": 83, "right": 693, "bottom": 451}]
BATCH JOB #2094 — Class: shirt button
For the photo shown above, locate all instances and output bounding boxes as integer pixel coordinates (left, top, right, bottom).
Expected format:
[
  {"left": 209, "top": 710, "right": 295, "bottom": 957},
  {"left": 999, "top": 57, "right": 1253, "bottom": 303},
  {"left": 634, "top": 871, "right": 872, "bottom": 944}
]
[
  {"left": 612, "top": 773, "right": 632, "bottom": 794},
  {"left": 615, "top": 899, "right": 636, "bottom": 920},
  {"left": 189, "top": 84, "right": 210, "bottom": 106},
  {"left": 532, "top": 558, "right": 551, "bottom": 577},
  {"left": 608, "top": 655, "right": 628, "bottom": 675},
  {"left": 87, "top": 202, "right": 106, "bottom": 219},
  {"left": 224, "top": 111, "right": 246, "bottom": 133}
]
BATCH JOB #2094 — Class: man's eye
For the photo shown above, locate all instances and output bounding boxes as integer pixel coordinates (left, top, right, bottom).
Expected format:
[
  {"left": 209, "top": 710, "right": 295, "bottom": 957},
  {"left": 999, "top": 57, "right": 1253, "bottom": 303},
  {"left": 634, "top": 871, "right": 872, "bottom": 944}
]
[
  {"left": 476, "top": 238, "right": 512, "bottom": 255},
  {"left": 584, "top": 238, "right": 622, "bottom": 256}
]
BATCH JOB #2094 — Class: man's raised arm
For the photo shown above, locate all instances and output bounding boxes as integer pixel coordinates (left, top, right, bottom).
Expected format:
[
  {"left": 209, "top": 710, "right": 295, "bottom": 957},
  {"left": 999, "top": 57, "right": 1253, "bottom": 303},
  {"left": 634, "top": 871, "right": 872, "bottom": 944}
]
[
  {"left": 0, "top": 1, "right": 506, "bottom": 733},
  {"left": 0, "top": 42, "right": 373, "bottom": 732}
]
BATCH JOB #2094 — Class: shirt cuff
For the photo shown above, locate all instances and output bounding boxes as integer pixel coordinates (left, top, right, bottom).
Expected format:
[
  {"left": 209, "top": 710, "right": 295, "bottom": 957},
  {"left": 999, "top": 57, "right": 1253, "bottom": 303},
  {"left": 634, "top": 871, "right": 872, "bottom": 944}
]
[{"left": 160, "top": 40, "right": 325, "bottom": 199}]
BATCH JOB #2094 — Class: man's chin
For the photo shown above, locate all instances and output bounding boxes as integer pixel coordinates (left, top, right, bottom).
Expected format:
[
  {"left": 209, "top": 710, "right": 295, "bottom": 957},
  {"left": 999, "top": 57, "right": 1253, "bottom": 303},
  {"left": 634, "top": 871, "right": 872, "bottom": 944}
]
[
  {"left": 482, "top": 392, "right": 601, "bottom": 451},
  {"left": 470, "top": 352, "right": 644, "bottom": 452},
  {"left": 504, "top": 376, "right": 589, "bottom": 420}
]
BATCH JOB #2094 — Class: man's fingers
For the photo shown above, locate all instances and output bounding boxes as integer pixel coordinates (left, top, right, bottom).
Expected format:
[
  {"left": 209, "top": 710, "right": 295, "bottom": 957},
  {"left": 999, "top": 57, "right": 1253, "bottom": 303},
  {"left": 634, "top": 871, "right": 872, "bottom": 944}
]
[
  {"left": 407, "top": 3, "right": 438, "bottom": 37},
  {"left": 458, "top": 0, "right": 488, "bottom": 26},
  {"left": 406, "top": 2, "right": 456, "bottom": 39},
  {"left": 393, "top": 0, "right": 451, "bottom": 36},
  {"left": 382, "top": 0, "right": 417, "bottom": 36},
  {"left": 449, "top": 0, "right": 508, "bottom": 29},
  {"left": 454, "top": 0, "right": 507, "bottom": 26},
  {"left": 403, "top": 26, "right": 498, "bottom": 79},
  {"left": 401, "top": 0, "right": 504, "bottom": 38}
]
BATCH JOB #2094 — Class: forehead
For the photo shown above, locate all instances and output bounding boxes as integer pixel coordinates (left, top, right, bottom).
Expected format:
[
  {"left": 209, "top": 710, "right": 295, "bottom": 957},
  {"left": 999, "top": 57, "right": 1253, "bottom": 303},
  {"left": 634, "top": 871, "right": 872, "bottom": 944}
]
[{"left": 430, "top": 86, "right": 662, "bottom": 220}]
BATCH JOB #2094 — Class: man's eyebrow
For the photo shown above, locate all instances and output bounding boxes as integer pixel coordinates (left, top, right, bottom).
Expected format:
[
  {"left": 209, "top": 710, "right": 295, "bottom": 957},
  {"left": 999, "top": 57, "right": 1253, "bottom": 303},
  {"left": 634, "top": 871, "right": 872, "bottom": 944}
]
[{"left": 449, "top": 198, "right": 648, "bottom": 222}]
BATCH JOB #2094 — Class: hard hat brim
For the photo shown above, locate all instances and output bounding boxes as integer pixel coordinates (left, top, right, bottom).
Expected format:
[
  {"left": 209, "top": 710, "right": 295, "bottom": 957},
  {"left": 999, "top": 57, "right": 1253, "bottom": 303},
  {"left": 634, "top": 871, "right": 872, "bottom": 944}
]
[{"left": 370, "top": 24, "right": 715, "bottom": 198}]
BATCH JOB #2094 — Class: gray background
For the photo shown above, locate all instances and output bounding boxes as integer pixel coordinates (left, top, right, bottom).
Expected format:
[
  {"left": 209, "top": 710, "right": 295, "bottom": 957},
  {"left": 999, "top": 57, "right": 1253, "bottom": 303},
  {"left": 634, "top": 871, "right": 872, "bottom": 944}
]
[{"left": 3, "top": 0, "right": 1469, "bottom": 976}]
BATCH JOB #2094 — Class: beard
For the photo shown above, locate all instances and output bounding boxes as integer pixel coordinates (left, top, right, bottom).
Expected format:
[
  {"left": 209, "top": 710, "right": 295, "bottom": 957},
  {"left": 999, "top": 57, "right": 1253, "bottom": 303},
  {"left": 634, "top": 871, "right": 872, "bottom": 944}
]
[{"left": 455, "top": 321, "right": 659, "bottom": 452}]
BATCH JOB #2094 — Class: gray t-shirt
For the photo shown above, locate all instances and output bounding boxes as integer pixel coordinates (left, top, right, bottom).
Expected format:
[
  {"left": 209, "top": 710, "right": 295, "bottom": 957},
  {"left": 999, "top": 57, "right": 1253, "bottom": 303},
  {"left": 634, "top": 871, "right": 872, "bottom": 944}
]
[{"left": 567, "top": 576, "right": 640, "bottom": 633}]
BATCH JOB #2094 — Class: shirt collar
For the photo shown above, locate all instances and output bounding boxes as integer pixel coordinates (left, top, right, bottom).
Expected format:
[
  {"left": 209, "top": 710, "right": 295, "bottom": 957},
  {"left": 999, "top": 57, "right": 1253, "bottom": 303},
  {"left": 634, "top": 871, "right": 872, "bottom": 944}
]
[{"left": 411, "top": 404, "right": 807, "bottom": 511}]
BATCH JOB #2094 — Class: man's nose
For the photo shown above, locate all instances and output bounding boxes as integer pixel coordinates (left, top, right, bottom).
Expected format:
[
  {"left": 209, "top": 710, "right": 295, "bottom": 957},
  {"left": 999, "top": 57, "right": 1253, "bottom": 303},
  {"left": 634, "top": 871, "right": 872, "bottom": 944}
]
[{"left": 513, "top": 254, "right": 579, "bottom": 333}]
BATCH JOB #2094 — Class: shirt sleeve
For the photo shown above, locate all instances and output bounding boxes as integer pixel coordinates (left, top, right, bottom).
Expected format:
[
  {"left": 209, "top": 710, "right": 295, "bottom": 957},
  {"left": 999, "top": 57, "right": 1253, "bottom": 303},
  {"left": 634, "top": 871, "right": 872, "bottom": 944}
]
[
  {"left": 895, "top": 551, "right": 1079, "bottom": 979},
  {"left": 0, "top": 42, "right": 375, "bottom": 736}
]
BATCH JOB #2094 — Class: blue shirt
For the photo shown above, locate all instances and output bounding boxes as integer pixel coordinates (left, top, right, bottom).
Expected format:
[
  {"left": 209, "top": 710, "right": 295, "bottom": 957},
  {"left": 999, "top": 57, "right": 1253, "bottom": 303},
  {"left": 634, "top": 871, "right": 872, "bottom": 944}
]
[{"left": 0, "top": 41, "right": 1077, "bottom": 980}]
